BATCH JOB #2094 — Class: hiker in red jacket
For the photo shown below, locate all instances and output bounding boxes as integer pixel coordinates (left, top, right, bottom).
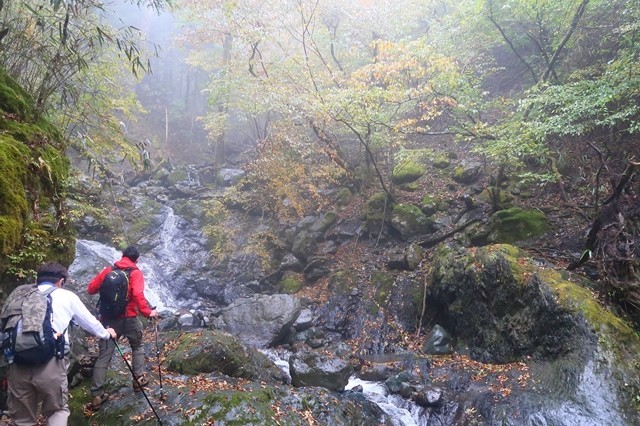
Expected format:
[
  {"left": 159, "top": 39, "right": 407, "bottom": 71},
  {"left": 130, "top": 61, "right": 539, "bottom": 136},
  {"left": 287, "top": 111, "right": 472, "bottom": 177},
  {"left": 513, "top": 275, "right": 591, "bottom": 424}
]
[{"left": 87, "top": 246, "right": 158, "bottom": 410}]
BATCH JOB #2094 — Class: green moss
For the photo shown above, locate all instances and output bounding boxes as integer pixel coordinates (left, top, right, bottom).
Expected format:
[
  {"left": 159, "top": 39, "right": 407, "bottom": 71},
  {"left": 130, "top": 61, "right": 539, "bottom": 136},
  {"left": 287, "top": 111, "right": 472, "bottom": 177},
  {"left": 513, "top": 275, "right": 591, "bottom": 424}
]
[
  {"left": 432, "top": 156, "right": 451, "bottom": 169},
  {"left": 0, "top": 138, "right": 29, "bottom": 220},
  {"left": 366, "top": 192, "right": 393, "bottom": 219},
  {"left": 372, "top": 271, "right": 395, "bottom": 306},
  {"left": 452, "top": 165, "right": 466, "bottom": 180},
  {"left": 279, "top": 272, "right": 303, "bottom": 294},
  {"left": 391, "top": 161, "right": 426, "bottom": 184},
  {"left": 194, "top": 387, "right": 281, "bottom": 425},
  {"left": 541, "top": 269, "right": 637, "bottom": 342},
  {"left": 312, "top": 211, "right": 338, "bottom": 233},
  {"left": 391, "top": 203, "right": 433, "bottom": 237},
  {"left": 488, "top": 208, "right": 549, "bottom": 243},
  {"left": 0, "top": 69, "right": 73, "bottom": 289},
  {"left": 125, "top": 198, "right": 163, "bottom": 244},
  {"left": 335, "top": 187, "right": 353, "bottom": 206},
  {"left": 0, "top": 69, "right": 34, "bottom": 119},
  {"left": 398, "top": 182, "right": 420, "bottom": 191},
  {"left": 173, "top": 198, "right": 206, "bottom": 221}
]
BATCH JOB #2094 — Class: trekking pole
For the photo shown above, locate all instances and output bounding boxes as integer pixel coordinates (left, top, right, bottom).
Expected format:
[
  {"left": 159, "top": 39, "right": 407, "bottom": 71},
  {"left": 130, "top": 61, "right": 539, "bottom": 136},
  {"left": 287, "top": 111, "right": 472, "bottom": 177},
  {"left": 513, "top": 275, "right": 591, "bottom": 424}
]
[
  {"left": 154, "top": 319, "right": 165, "bottom": 401},
  {"left": 113, "top": 338, "right": 162, "bottom": 425}
]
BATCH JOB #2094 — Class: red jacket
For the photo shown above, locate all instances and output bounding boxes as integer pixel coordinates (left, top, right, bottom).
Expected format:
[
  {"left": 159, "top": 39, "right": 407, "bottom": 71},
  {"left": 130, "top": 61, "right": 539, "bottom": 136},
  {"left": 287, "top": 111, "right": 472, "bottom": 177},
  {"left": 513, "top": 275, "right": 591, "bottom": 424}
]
[{"left": 88, "top": 257, "right": 153, "bottom": 319}]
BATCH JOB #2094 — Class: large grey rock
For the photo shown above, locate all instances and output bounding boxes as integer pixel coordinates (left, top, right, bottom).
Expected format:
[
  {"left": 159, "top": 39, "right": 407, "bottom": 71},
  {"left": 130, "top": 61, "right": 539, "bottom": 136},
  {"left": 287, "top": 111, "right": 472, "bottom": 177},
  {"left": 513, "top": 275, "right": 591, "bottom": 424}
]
[
  {"left": 289, "top": 350, "right": 353, "bottom": 391},
  {"left": 213, "top": 294, "right": 301, "bottom": 347},
  {"left": 217, "top": 168, "right": 245, "bottom": 186}
]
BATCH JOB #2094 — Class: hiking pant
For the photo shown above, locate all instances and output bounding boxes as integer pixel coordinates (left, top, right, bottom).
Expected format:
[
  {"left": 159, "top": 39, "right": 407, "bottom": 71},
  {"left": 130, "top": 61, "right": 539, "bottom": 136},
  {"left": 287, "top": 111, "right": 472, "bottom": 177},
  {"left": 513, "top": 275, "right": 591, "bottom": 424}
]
[
  {"left": 7, "top": 356, "right": 70, "bottom": 426},
  {"left": 91, "top": 316, "right": 144, "bottom": 397}
]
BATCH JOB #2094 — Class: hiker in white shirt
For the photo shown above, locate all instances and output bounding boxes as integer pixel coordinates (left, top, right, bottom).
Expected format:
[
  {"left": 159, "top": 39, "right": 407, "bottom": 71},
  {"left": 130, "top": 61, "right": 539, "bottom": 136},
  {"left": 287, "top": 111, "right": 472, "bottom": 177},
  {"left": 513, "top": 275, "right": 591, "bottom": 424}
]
[{"left": 5, "top": 261, "right": 116, "bottom": 426}]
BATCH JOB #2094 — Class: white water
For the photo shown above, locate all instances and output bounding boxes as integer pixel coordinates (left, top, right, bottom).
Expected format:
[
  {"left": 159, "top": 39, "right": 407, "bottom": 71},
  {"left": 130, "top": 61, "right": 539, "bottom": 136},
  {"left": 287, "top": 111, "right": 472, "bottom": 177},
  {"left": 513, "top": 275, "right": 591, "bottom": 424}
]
[
  {"left": 345, "top": 378, "right": 427, "bottom": 426},
  {"left": 260, "top": 349, "right": 426, "bottom": 425},
  {"left": 70, "top": 239, "right": 171, "bottom": 311}
]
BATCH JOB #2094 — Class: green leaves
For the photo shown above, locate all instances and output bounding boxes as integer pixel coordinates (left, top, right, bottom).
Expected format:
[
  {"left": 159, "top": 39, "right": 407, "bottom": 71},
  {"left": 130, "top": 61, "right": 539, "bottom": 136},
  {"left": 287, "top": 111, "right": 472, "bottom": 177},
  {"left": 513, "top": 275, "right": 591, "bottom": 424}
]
[{"left": 523, "top": 52, "right": 640, "bottom": 138}]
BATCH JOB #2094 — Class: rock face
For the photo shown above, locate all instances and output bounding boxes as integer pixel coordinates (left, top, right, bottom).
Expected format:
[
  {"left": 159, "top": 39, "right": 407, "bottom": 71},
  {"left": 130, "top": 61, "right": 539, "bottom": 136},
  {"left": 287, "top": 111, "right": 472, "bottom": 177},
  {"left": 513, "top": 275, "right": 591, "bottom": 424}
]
[
  {"left": 425, "top": 243, "right": 640, "bottom": 424},
  {"left": 213, "top": 294, "right": 301, "bottom": 347},
  {"left": 427, "top": 244, "right": 592, "bottom": 363},
  {"left": 0, "top": 70, "right": 75, "bottom": 286}
]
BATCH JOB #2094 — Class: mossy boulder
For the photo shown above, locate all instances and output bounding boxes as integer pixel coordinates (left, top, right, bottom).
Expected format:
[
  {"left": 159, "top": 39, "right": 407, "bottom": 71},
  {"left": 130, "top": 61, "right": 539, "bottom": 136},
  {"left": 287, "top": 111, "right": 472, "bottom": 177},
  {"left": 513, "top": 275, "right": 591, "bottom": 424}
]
[
  {"left": 364, "top": 192, "right": 394, "bottom": 236},
  {"left": 467, "top": 207, "right": 549, "bottom": 246},
  {"left": 490, "top": 208, "right": 549, "bottom": 244},
  {"left": 372, "top": 271, "right": 395, "bottom": 307},
  {"left": 335, "top": 187, "right": 353, "bottom": 206},
  {"left": 166, "top": 168, "right": 189, "bottom": 185},
  {"left": 365, "top": 192, "right": 393, "bottom": 219},
  {"left": 405, "top": 243, "right": 424, "bottom": 270},
  {"left": 432, "top": 156, "right": 451, "bottom": 169},
  {"left": 390, "top": 204, "right": 435, "bottom": 239},
  {"left": 420, "top": 194, "right": 447, "bottom": 216},
  {"left": 451, "top": 161, "right": 482, "bottom": 184},
  {"left": 165, "top": 329, "right": 288, "bottom": 384},
  {"left": 426, "top": 243, "right": 640, "bottom": 423},
  {"left": 391, "top": 161, "right": 426, "bottom": 185}
]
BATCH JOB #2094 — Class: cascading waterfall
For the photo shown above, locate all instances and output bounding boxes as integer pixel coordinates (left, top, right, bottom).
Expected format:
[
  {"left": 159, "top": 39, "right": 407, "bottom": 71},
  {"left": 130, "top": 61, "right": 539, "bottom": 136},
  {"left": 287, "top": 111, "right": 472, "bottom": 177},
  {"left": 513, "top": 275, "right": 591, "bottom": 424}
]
[
  {"left": 346, "top": 378, "right": 426, "bottom": 426},
  {"left": 70, "top": 239, "right": 170, "bottom": 311},
  {"left": 260, "top": 349, "right": 428, "bottom": 426},
  {"left": 70, "top": 205, "right": 201, "bottom": 311}
]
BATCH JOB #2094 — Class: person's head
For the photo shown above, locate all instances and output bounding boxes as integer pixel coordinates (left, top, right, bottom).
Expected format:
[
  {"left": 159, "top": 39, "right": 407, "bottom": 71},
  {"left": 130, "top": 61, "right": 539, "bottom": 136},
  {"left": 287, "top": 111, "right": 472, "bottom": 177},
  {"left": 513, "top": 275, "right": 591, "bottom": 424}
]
[
  {"left": 122, "top": 246, "right": 140, "bottom": 263},
  {"left": 36, "top": 261, "right": 69, "bottom": 287}
]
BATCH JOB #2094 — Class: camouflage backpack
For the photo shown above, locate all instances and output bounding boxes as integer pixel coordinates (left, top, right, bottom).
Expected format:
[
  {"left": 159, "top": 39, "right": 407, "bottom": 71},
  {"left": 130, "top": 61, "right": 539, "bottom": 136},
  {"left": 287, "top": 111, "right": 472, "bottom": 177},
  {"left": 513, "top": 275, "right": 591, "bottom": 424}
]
[{"left": 0, "top": 284, "right": 63, "bottom": 366}]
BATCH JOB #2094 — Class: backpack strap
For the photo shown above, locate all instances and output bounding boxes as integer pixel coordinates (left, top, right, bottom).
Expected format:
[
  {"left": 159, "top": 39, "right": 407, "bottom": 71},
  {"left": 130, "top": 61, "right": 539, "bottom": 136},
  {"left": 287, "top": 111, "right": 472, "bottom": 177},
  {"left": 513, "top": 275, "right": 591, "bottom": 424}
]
[
  {"left": 40, "top": 285, "right": 57, "bottom": 297},
  {"left": 39, "top": 285, "right": 60, "bottom": 333}
]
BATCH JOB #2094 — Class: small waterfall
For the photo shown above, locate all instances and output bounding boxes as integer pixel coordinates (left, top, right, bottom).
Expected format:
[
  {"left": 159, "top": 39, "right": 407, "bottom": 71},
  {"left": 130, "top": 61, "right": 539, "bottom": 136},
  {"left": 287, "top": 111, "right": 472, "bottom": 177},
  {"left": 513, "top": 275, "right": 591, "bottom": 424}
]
[
  {"left": 260, "top": 348, "right": 427, "bottom": 426},
  {"left": 346, "top": 378, "right": 426, "bottom": 426},
  {"left": 70, "top": 239, "right": 173, "bottom": 311}
]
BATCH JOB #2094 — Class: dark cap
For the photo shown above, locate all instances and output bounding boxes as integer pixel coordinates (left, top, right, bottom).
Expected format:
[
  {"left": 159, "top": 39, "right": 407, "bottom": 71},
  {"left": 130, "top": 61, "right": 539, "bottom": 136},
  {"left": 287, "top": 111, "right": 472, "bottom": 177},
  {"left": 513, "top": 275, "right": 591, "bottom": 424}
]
[
  {"left": 36, "top": 261, "right": 69, "bottom": 284},
  {"left": 122, "top": 246, "right": 139, "bottom": 262}
]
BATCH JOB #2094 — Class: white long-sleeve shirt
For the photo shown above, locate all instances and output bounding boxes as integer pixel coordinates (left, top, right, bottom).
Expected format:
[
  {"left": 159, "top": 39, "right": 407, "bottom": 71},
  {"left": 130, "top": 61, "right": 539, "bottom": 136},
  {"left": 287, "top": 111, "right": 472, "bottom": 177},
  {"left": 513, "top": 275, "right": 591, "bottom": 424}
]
[{"left": 38, "top": 283, "right": 111, "bottom": 343}]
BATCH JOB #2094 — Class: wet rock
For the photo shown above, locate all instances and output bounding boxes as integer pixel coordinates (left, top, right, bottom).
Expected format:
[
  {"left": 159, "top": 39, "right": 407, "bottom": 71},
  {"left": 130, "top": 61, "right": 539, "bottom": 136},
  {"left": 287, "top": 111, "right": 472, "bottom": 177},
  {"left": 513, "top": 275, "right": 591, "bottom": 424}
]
[
  {"left": 412, "top": 386, "right": 443, "bottom": 407},
  {"left": 213, "top": 294, "right": 301, "bottom": 347},
  {"left": 290, "top": 350, "right": 353, "bottom": 391},
  {"left": 422, "top": 324, "right": 452, "bottom": 355}
]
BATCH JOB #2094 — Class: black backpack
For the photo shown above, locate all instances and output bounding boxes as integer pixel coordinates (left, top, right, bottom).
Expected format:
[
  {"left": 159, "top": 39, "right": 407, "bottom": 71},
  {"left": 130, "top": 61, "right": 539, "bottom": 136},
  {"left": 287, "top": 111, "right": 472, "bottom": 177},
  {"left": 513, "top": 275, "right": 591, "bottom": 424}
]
[
  {"left": 97, "top": 266, "right": 133, "bottom": 320},
  {"left": 0, "top": 285, "right": 65, "bottom": 366}
]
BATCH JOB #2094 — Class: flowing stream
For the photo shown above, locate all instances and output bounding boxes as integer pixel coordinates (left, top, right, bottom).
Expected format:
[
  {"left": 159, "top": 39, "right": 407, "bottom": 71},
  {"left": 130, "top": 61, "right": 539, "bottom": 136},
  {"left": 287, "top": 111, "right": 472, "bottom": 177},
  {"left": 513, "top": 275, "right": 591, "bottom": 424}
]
[{"left": 260, "top": 349, "right": 427, "bottom": 426}]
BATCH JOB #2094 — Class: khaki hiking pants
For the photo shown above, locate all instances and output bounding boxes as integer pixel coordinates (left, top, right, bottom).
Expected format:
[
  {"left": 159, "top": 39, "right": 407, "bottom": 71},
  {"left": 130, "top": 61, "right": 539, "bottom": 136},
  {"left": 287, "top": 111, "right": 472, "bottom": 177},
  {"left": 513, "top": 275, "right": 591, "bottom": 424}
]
[
  {"left": 7, "top": 356, "right": 70, "bottom": 426},
  {"left": 91, "top": 316, "right": 144, "bottom": 397}
]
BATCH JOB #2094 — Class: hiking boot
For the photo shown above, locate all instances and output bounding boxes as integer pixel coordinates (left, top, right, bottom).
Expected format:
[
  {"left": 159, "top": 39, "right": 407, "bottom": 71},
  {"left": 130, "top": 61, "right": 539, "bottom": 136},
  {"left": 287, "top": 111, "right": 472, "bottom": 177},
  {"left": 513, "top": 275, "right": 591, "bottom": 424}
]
[
  {"left": 132, "top": 374, "right": 149, "bottom": 392},
  {"left": 91, "top": 393, "right": 109, "bottom": 410}
]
